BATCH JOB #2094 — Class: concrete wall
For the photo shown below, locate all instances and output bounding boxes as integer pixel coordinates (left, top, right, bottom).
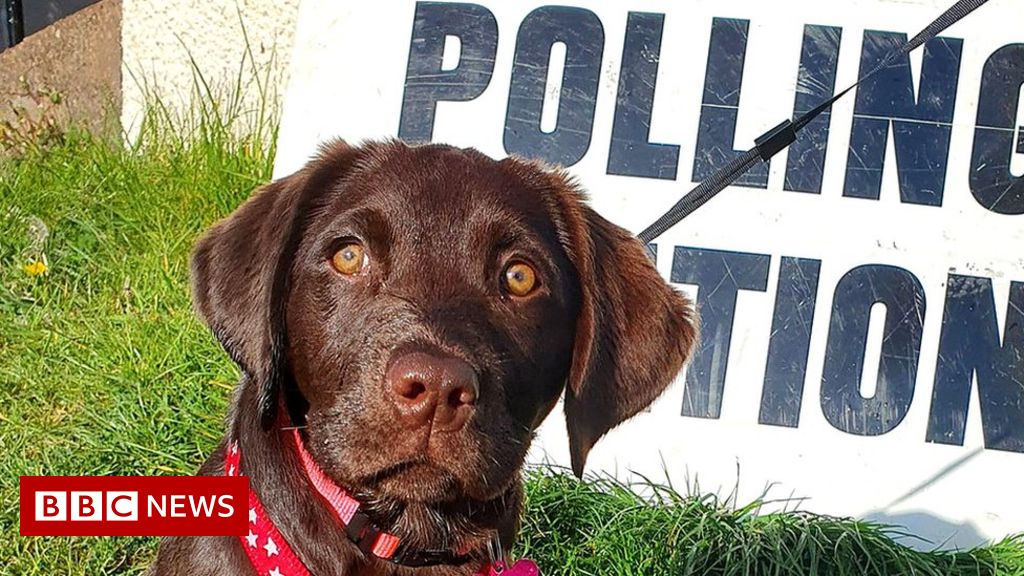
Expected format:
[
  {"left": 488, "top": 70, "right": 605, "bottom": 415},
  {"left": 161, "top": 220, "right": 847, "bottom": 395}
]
[
  {"left": 0, "top": 0, "right": 121, "bottom": 143},
  {"left": 120, "top": 0, "right": 300, "bottom": 136}
]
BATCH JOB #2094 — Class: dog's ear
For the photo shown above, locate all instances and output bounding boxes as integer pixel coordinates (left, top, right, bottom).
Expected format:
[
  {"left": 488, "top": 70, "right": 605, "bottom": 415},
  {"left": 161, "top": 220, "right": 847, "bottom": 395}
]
[
  {"left": 190, "top": 139, "right": 366, "bottom": 428},
  {"left": 541, "top": 172, "right": 697, "bottom": 477}
]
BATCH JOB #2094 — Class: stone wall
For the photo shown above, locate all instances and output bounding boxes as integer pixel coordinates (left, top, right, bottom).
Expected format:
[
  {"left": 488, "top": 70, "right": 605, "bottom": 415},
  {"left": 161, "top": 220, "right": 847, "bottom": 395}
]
[{"left": 0, "top": 0, "right": 121, "bottom": 147}]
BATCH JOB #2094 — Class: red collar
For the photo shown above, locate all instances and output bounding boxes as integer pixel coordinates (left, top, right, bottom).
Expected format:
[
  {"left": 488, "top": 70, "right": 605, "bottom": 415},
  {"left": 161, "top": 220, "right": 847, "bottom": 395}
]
[{"left": 224, "top": 429, "right": 521, "bottom": 574}]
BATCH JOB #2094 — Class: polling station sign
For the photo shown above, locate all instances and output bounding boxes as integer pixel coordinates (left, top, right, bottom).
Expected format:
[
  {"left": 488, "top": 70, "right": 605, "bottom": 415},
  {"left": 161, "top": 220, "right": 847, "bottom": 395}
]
[{"left": 276, "top": 0, "right": 1024, "bottom": 548}]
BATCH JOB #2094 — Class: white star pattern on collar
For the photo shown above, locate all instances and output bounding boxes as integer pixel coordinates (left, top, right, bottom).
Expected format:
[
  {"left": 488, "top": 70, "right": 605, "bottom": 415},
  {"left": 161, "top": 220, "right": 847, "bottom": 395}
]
[
  {"left": 224, "top": 439, "right": 313, "bottom": 575},
  {"left": 264, "top": 536, "right": 279, "bottom": 557}
]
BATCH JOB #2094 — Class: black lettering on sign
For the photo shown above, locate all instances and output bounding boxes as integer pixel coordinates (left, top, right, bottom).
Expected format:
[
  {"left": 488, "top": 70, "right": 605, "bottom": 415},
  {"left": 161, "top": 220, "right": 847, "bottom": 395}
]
[
  {"left": 926, "top": 276, "right": 1024, "bottom": 453},
  {"left": 969, "top": 44, "right": 1024, "bottom": 215},
  {"left": 843, "top": 31, "right": 963, "bottom": 206},
  {"left": 671, "top": 246, "right": 770, "bottom": 419},
  {"left": 606, "top": 12, "right": 680, "bottom": 180},
  {"left": 398, "top": 2, "right": 498, "bottom": 142},
  {"left": 692, "top": 18, "right": 769, "bottom": 188},
  {"left": 504, "top": 6, "right": 604, "bottom": 166},
  {"left": 784, "top": 25, "right": 842, "bottom": 194},
  {"left": 821, "top": 265, "right": 925, "bottom": 436},
  {"left": 760, "top": 257, "right": 822, "bottom": 428}
]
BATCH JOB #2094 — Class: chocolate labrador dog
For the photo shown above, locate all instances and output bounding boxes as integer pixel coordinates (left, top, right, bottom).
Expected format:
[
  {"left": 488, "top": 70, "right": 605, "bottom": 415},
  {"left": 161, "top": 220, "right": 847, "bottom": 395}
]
[{"left": 150, "top": 139, "right": 696, "bottom": 575}]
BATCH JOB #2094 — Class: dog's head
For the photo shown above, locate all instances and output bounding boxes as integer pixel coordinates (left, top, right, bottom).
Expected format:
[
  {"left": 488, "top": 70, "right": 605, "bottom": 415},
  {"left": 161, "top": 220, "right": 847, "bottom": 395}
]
[{"left": 191, "top": 139, "right": 695, "bottom": 523}]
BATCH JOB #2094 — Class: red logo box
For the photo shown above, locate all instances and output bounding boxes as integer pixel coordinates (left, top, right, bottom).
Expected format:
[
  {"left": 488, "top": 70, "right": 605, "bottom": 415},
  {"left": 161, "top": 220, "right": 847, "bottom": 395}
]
[{"left": 20, "top": 476, "right": 248, "bottom": 536}]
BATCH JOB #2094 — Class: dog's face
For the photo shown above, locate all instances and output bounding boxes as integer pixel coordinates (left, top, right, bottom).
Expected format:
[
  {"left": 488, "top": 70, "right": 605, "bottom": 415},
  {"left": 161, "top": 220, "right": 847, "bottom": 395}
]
[
  {"left": 191, "top": 140, "right": 695, "bottom": 522},
  {"left": 284, "top": 144, "right": 581, "bottom": 505}
]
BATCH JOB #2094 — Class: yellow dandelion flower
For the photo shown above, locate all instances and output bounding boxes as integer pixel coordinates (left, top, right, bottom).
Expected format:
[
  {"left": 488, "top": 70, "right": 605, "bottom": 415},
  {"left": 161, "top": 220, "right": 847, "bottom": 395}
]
[{"left": 23, "top": 260, "right": 48, "bottom": 276}]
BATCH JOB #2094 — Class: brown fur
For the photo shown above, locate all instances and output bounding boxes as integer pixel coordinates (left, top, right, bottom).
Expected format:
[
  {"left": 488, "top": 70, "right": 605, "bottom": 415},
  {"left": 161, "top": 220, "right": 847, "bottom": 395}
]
[{"left": 149, "top": 140, "right": 696, "bottom": 575}]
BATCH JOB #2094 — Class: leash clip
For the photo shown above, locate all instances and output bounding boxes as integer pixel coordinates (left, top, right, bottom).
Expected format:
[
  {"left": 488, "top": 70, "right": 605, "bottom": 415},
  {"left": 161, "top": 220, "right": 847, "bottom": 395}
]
[{"left": 754, "top": 119, "right": 796, "bottom": 161}]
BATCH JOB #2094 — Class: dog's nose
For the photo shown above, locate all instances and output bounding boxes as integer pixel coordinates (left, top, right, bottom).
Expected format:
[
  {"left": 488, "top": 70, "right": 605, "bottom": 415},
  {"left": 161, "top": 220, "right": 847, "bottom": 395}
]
[{"left": 387, "top": 351, "right": 478, "bottom": 432}]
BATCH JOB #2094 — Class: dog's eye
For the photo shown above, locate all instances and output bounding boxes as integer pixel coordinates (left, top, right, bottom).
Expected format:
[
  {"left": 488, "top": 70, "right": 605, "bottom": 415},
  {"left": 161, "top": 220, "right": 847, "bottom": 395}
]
[
  {"left": 331, "top": 243, "right": 368, "bottom": 275},
  {"left": 503, "top": 262, "right": 537, "bottom": 297}
]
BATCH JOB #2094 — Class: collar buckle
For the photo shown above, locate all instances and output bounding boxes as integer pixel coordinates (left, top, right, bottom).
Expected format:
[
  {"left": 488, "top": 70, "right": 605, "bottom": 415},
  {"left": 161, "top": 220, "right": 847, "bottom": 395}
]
[{"left": 345, "top": 511, "right": 383, "bottom": 556}]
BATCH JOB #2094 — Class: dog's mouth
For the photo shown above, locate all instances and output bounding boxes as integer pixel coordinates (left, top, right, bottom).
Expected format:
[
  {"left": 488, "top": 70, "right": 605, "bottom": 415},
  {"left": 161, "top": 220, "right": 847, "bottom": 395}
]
[
  {"left": 351, "top": 465, "right": 519, "bottom": 551},
  {"left": 310, "top": 440, "right": 520, "bottom": 551},
  {"left": 355, "top": 458, "right": 463, "bottom": 503}
]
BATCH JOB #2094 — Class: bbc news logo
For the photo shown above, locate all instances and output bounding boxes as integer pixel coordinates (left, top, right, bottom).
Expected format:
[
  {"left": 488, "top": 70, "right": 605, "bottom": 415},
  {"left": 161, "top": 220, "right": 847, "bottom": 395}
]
[
  {"left": 35, "top": 490, "right": 235, "bottom": 522},
  {"left": 36, "top": 491, "right": 140, "bottom": 521},
  {"left": 21, "top": 476, "right": 248, "bottom": 536}
]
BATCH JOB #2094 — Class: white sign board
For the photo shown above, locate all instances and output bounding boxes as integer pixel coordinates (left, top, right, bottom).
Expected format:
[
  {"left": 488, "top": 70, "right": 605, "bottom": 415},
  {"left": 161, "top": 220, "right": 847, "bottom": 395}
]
[{"left": 277, "top": 0, "right": 1024, "bottom": 549}]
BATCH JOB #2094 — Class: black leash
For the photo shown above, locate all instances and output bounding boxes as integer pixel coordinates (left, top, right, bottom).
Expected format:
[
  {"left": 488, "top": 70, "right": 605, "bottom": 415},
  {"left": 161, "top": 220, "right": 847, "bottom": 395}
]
[{"left": 637, "top": 0, "right": 991, "bottom": 245}]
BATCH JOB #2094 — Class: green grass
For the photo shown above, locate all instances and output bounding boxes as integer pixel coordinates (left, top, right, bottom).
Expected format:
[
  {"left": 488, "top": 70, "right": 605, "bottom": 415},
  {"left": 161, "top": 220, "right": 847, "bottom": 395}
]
[{"left": 2, "top": 102, "right": 1023, "bottom": 575}]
